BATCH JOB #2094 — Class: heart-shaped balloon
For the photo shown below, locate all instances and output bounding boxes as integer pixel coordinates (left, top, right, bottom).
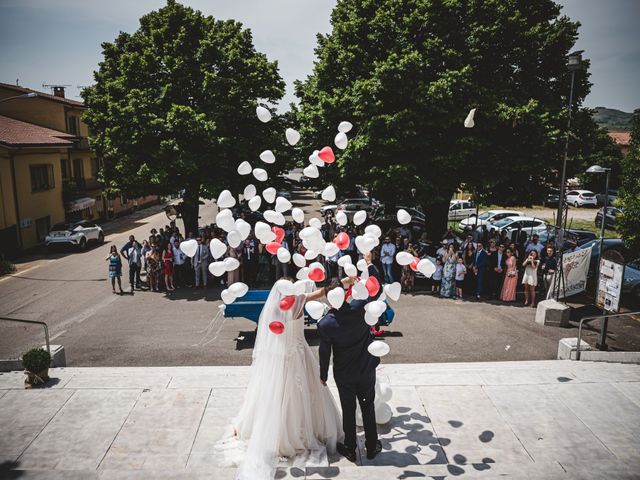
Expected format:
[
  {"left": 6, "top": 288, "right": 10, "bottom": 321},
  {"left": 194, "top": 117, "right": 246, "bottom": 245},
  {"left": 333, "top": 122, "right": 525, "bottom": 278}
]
[
  {"left": 243, "top": 184, "right": 256, "bottom": 199},
  {"left": 229, "top": 282, "right": 249, "bottom": 298},
  {"left": 266, "top": 211, "right": 285, "bottom": 226},
  {"left": 338, "top": 121, "right": 353, "bottom": 133},
  {"left": 279, "top": 295, "right": 295, "bottom": 311},
  {"left": 327, "top": 287, "right": 345, "bottom": 309},
  {"left": 217, "top": 190, "right": 236, "bottom": 209},
  {"left": 285, "top": 128, "right": 300, "bottom": 146},
  {"left": 275, "top": 196, "right": 292, "bottom": 213},
  {"left": 209, "top": 238, "right": 227, "bottom": 259},
  {"left": 271, "top": 226, "right": 285, "bottom": 243},
  {"left": 269, "top": 321, "right": 285, "bottom": 335},
  {"left": 464, "top": 108, "right": 476, "bottom": 128},
  {"left": 254, "top": 221, "right": 271, "bottom": 239},
  {"left": 209, "top": 261, "right": 227, "bottom": 277},
  {"left": 276, "top": 279, "right": 295, "bottom": 296},
  {"left": 237, "top": 161, "right": 252, "bottom": 175},
  {"left": 353, "top": 210, "right": 367, "bottom": 226},
  {"left": 376, "top": 381, "right": 393, "bottom": 403},
  {"left": 384, "top": 282, "right": 401, "bottom": 301},
  {"left": 417, "top": 258, "right": 436, "bottom": 277},
  {"left": 296, "top": 267, "right": 309, "bottom": 280},
  {"left": 352, "top": 280, "right": 369, "bottom": 300},
  {"left": 365, "top": 275, "right": 381, "bottom": 297},
  {"left": 304, "top": 249, "right": 319, "bottom": 260},
  {"left": 292, "top": 208, "right": 305, "bottom": 224},
  {"left": 357, "top": 259, "right": 369, "bottom": 272},
  {"left": 306, "top": 301, "right": 326, "bottom": 320},
  {"left": 294, "top": 280, "right": 310, "bottom": 295},
  {"left": 333, "top": 232, "right": 350, "bottom": 250},
  {"left": 321, "top": 185, "right": 336, "bottom": 202},
  {"left": 410, "top": 256, "right": 420, "bottom": 272},
  {"left": 344, "top": 263, "right": 357, "bottom": 277},
  {"left": 335, "top": 211, "right": 348, "bottom": 226},
  {"left": 224, "top": 257, "right": 240, "bottom": 272},
  {"left": 180, "top": 239, "right": 198, "bottom": 258},
  {"left": 308, "top": 267, "right": 325, "bottom": 282},
  {"left": 263, "top": 187, "right": 276, "bottom": 203},
  {"left": 338, "top": 255, "right": 352, "bottom": 267},
  {"left": 235, "top": 219, "right": 251, "bottom": 240},
  {"left": 266, "top": 242, "right": 281, "bottom": 255},
  {"left": 221, "top": 289, "right": 236, "bottom": 304},
  {"left": 397, "top": 208, "right": 411, "bottom": 225},
  {"left": 256, "top": 106, "right": 271, "bottom": 123},
  {"left": 368, "top": 340, "right": 390, "bottom": 357},
  {"left": 216, "top": 209, "right": 236, "bottom": 232},
  {"left": 309, "top": 150, "right": 325, "bottom": 167},
  {"left": 293, "top": 253, "right": 307, "bottom": 268},
  {"left": 253, "top": 168, "right": 268, "bottom": 182},
  {"left": 355, "top": 235, "right": 376, "bottom": 254},
  {"left": 365, "top": 224, "right": 382, "bottom": 239},
  {"left": 277, "top": 247, "right": 291, "bottom": 264},
  {"left": 364, "top": 310, "right": 379, "bottom": 326},
  {"left": 318, "top": 146, "right": 335, "bottom": 164},
  {"left": 334, "top": 132, "right": 348, "bottom": 150},
  {"left": 248, "top": 195, "right": 262, "bottom": 211},
  {"left": 395, "top": 251, "right": 414, "bottom": 266},
  {"left": 303, "top": 164, "right": 319, "bottom": 178},
  {"left": 227, "top": 230, "right": 242, "bottom": 248},
  {"left": 259, "top": 150, "right": 276, "bottom": 164},
  {"left": 365, "top": 300, "right": 387, "bottom": 317}
]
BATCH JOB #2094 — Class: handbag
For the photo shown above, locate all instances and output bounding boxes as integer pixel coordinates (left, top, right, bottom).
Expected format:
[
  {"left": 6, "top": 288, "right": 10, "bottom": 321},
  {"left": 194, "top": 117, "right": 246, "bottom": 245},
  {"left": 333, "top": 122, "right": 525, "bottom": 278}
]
[{"left": 507, "top": 270, "right": 517, "bottom": 278}]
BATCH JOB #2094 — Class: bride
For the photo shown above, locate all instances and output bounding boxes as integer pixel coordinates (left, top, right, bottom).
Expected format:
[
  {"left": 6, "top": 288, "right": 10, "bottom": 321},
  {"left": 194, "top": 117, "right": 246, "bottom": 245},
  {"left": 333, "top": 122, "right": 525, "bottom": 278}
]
[{"left": 219, "top": 278, "right": 343, "bottom": 479}]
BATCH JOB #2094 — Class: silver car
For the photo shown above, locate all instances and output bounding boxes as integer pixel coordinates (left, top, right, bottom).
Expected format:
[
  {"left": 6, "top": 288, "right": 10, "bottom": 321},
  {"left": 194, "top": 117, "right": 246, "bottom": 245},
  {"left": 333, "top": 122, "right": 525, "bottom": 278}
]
[{"left": 45, "top": 220, "right": 105, "bottom": 250}]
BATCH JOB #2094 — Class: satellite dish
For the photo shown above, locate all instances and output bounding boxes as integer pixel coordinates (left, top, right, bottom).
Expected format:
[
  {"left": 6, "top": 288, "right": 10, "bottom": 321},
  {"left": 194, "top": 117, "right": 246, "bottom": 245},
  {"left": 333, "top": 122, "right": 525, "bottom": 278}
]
[{"left": 165, "top": 205, "right": 178, "bottom": 221}]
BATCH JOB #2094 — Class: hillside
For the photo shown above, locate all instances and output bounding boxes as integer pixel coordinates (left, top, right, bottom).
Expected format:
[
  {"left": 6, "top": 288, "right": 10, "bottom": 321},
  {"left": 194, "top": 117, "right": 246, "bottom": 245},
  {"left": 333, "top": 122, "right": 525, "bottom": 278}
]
[{"left": 592, "top": 107, "right": 632, "bottom": 131}]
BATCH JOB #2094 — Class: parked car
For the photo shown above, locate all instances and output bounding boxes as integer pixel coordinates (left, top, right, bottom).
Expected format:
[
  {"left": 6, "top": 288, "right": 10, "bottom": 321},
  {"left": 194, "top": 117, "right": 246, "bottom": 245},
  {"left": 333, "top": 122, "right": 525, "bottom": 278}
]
[
  {"left": 371, "top": 206, "right": 427, "bottom": 238},
  {"left": 458, "top": 209, "right": 523, "bottom": 231},
  {"left": 487, "top": 216, "right": 548, "bottom": 236},
  {"left": 581, "top": 238, "right": 634, "bottom": 278},
  {"left": 448, "top": 200, "right": 476, "bottom": 220},
  {"left": 595, "top": 189, "right": 619, "bottom": 206},
  {"left": 595, "top": 207, "right": 622, "bottom": 230},
  {"left": 320, "top": 197, "right": 379, "bottom": 216},
  {"left": 543, "top": 190, "right": 560, "bottom": 207},
  {"left": 623, "top": 258, "right": 640, "bottom": 304},
  {"left": 276, "top": 190, "right": 291, "bottom": 200},
  {"left": 45, "top": 221, "right": 104, "bottom": 250},
  {"left": 565, "top": 189, "right": 597, "bottom": 208}
]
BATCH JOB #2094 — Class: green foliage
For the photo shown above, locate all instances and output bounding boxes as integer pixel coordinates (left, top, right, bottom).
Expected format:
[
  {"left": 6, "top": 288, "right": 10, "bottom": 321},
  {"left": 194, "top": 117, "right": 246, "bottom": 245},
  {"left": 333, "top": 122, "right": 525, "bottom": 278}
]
[
  {"left": 295, "top": 0, "right": 600, "bottom": 236},
  {"left": 592, "top": 107, "right": 633, "bottom": 131},
  {"left": 0, "top": 260, "right": 16, "bottom": 277},
  {"left": 82, "top": 0, "right": 287, "bottom": 232},
  {"left": 617, "top": 109, "right": 640, "bottom": 254},
  {"left": 22, "top": 348, "right": 51, "bottom": 373}
]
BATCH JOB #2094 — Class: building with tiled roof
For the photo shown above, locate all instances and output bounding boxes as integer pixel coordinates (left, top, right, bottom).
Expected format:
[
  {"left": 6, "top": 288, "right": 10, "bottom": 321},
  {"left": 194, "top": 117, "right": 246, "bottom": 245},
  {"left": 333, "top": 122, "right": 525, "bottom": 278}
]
[
  {"left": 0, "top": 115, "right": 75, "bottom": 147},
  {"left": 608, "top": 131, "right": 631, "bottom": 157}
]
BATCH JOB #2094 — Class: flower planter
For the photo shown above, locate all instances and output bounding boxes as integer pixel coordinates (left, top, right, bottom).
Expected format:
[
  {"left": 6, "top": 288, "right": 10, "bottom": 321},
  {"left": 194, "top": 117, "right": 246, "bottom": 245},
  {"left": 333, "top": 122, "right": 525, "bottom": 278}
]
[{"left": 24, "top": 368, "right": 50, "bottom": 389}]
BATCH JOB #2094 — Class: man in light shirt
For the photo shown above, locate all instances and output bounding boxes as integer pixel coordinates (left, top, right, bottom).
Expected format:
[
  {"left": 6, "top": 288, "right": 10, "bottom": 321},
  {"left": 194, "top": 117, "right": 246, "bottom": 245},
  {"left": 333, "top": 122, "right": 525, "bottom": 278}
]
[
  {"left": 172, "top": 240, "right": 187, "bottom": 288},
  {"left": 380, "top": 236, "right": 396, "bottom": 284}
]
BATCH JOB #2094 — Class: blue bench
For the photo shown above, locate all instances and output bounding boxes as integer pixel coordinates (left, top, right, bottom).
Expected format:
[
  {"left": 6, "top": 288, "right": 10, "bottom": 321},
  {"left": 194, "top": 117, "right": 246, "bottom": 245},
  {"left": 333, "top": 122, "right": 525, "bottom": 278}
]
[{"left": 222, "top": 289, "right": 395, "bottom": 326}]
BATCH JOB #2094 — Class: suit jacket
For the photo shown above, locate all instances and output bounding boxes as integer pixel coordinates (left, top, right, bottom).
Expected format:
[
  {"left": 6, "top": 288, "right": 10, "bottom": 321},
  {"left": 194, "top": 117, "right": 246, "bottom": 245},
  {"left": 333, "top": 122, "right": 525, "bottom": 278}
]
[
  {"left": 473, "top": 249, "right": 488, "bottom": 273},
  {"left": 191, "top": 244, "right": 210, "bottom": 266},
  {"left": 487, "top": 251, "right": 506, "bottom": 273}
]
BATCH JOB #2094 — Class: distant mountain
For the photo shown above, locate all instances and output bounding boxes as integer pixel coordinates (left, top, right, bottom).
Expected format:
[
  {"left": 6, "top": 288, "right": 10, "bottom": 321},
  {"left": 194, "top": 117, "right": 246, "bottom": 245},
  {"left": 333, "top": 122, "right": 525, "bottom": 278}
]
[{"left": 592, "top": 107, "right": 632, "bottom": 131}]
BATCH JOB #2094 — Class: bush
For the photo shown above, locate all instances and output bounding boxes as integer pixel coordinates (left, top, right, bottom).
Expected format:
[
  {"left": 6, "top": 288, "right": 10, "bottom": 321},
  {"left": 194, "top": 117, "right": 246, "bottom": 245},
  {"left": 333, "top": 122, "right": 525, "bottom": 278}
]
[
  {"left": 22, "top": 348, "right": 51, "bottom": 373},
  {"left": 0, "top": 260, "right": 16, "bottom": 277}
]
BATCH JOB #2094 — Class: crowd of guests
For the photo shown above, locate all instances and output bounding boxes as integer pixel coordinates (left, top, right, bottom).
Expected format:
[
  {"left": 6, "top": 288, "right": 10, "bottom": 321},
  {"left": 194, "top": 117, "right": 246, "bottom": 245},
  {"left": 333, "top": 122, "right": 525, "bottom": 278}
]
[{"left": 105, "top": 213, "right": 562, "bottom": 308}]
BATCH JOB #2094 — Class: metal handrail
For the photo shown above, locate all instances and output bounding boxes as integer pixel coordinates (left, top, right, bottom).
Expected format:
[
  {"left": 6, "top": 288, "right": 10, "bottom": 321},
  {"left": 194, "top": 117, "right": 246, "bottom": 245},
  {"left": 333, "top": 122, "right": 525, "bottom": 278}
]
[
  {"left": 0, "top": 317, "right": 50, "bottom": 354},
  {"left": 576, "top": 311, "right": 640, "bottom": 360}
]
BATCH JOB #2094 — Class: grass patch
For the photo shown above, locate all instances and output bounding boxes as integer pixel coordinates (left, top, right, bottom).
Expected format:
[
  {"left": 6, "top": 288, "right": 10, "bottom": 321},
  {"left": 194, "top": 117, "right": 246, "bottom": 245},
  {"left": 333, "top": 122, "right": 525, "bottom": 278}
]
[
  {"left": 0, "top": 260, "right": 16, "bottom": 277},
  {"left": 541, "top": 218, "right": 618, "bottom": 239}
]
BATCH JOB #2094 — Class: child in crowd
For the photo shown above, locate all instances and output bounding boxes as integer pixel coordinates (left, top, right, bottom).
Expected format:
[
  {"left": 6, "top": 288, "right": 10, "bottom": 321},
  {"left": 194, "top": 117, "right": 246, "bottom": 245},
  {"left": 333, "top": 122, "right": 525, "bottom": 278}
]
[
  {"left": 432, "top": 258, "right": 443, "bottom": 293},
  {"left": 455, "top": 257, "right": 467, "bottom": 298}
]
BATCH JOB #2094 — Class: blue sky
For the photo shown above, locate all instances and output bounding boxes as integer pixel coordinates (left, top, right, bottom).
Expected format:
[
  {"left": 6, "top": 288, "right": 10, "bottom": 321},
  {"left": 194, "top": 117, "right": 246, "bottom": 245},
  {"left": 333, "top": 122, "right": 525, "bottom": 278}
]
[{"left": 1, "top": 0, "right": 638, "bottom": 112}]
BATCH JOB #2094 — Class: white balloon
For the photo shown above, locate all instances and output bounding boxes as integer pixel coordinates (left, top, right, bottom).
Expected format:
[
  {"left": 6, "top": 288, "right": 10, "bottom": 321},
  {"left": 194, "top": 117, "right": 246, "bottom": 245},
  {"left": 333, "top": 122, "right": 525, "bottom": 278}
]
[
  {"left": 327, "top": 287, "right": 345, "bottom": 309},
  {"left": 276, "top": 279, "right": 295, "bottom": 296},
  {"left": 223, "top": 257, "right": 240, "bottom": 272},
  {"left": 417, "top": 258, "right": 436, "bottom": 277},
  {"left": 344, "top": 263, "right": 358, "bottom": 277},
  {"left": 306, "top": 301, "right": 326, "bottom": 320},
  {"left": 356, "top": 404, "right": 364, "bottom": 427},
  {"left": 397, "top": 208, "right": 411, "bottom": 225},
  {"left": 275, "top": 196, "right": 292, "bottom": 213},
  {"left": 248, "top": 195, "right": 262, "bottom": 211},
  {"left": 235, "top": 219, "right": 251, "bottom": 240},
  {"left": 396, "top": 251, "right": 414, "bottom": 266},
  {"left": 253, "top": 168, "right": 268, "bottom": 182},
  {"left": 216, "top": 209, "right": 236, "bottom": 232},
  {"left": 264, "top": 210, "right": 285, "bottom": 225},
  {"left": 334, "top": 131, "right": 348, "bottom": 150},
  {"left": 335, "top": 211, "right": 348, "bottom": 226},
  {"left": 377, "top": 382, "right": 393, "bottom": 403},
  {"left": 304, "top": 249, "right": 319, "bottom": 260},
  {"left": 309, "top": 217, "right": 322, "bottom": 229},
  {"left": 259, "top": 150, "right": 276, "bottom": 164},
  {"left": 299, "top": 226, "right": 321, "bottom": 239},
  {"left": 292, "top": 207, "right": 305, "bottom": 224},
  {"left": 357, "top": 259, "right": 369, "bottom": 272},
  {"left": 285, "top": 128, "right": 300, "bottom": 146},
  {"left": 338, "top": 121, "right": 353, "bottom": 133},
  {"left": 324, "top": 242, "right": 340, "bottom": 257},
  {"left": 180, "top": 239, "right": 198, "bottom": 258},
  {"left": 365, "top": 300, "right": 387, "bottom": 317},
  {"left": 296, "top": 267, "right": 309, "bottom": 280},
  {"left": 375, "top": 402, "right": 393, "bottom": 424},
  {"left": 309, "top": 261, "right": 325, "bottom": 272},
  {"left": 229, "top": 282, "right": 249, "bottom": 298},
  {"left": 338, "top": 255, "right": 352, "bottom": 267},
  {"left": 353, "top": 210, "right": 367, "bottom": 226},
  {"left": 293, "top": 279, "right": 310, "bottom": 295},
  {"left": 256, "top": 106, "right": 271, "bottom": 123},
  {"left": 263, "top": 187, "right": 276, "bottom": 203},
  {"left": 221, "top": 289, "right": 237, "bottom": 305},
  {"left": 384, "top": 282, "right": 402, "bottom": 301},
  {"left": 321, "top": 185, "right": 336, "bottom": 202},
  {"left": 365, "top": 224, "right": 382, "bottom": 238},
  {"left": 209, "top": 238, "right": 227, "bottom": 259},
  {"left": 227, "top": 230, "right": 242, "bottom": 248},
  {"left": 254, "top": 222, "right": 276, "bottom": 243},
  {"left": 355, "top": 234, "right": 376, "bottom": 254},
  {"left": 277, "top": 247, "right": 291, "bottom": 264},
  {"left": 352, "top": 280, "right": 369, "bottom": 300},
  {"left": 217, "top": 190, "right": 236, "bottom": 209},
  {"left": 309, "top": 150, "right": 324, "bottom": 167},
  {"left": 237, "top": 161, "right": 252, "bottom": 175},
  {"left": 365, "top": 310, "right": 380, "bottom": 326},
  {"left": 293, "top": 253, "right": 307, "bottom": 268},
  {"left": 303, "top": 164, "right": 319, "bottom": 179},
  {"left": 243, "top": 184, "right": 256, "bottom": 199},
  {"left": 209, "top": 261, "right": 226, "bottom": 277},
  {"left": 368, "top": 340, "right": 390, "bottom": 358},
  {"left": 464, "top": 108, "right": 476, "bottom": 128}
]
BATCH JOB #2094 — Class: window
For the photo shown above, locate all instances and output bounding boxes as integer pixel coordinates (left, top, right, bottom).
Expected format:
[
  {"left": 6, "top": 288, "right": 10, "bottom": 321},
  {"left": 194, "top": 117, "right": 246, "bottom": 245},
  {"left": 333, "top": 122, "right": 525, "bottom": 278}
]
[
  {"left": 67, "top": 115, "right": 80, "bottom": 135},
  {"left": 30, "top": 164, "right": 54, "bottom": 192},
  {"left": 120, "top": 194, "right": 128, "bottom": 205},
  {"left": 60, "top": 158, "right": 70, "bottom": 180},
  {"left": 35, "top": 216, "right": 50, "bottom": 243}
]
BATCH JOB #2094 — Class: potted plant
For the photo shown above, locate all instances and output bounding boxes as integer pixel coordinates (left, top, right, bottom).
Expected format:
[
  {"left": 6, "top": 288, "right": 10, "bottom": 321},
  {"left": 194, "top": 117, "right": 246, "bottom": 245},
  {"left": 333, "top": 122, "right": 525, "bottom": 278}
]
[{"left": 22, "top": 348, "right": 51, "bottom": 388}]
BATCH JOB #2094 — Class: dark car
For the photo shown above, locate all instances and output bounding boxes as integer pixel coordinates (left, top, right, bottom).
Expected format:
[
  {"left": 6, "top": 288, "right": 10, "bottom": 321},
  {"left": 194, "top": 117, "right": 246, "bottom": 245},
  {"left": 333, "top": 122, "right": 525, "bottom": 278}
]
[
  {"left": 544, "top": 190, "right": 560, "bottom": 207},
  {"left": 595, "top": 189, "right": 619, "bottom": 206},
  {"left": 595, "top": 207, "right": 621, "bottom": 230},
  {"left": 622, "top": 258, "right": 640, "bottom": 305},
  {"left": 581, "top": 238, "right": 635, "bottom": 280}
]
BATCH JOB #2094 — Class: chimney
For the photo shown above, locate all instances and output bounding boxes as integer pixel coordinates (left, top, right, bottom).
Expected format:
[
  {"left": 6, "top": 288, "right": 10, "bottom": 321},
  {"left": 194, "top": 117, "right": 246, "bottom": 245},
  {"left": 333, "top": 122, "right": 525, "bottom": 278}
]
[{"left": 53, "top": 86, "right": 66, "bottom": 98}]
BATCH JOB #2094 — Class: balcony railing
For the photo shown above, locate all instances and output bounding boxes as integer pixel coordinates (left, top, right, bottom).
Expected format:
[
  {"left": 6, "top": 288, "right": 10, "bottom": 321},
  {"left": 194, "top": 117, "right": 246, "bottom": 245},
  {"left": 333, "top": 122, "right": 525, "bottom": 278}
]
[{"left": 62, "top": 177, "right": 103, "bottom": 201}]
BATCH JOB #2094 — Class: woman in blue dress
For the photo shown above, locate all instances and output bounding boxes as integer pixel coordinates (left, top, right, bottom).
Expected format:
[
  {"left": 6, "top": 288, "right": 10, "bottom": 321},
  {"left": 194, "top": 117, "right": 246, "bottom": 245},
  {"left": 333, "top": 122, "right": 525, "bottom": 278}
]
[
  {"left": 440, "top": 244, "right": 457, "bottom": 298},
  {"left": 106, "top": 245, "right": 124, "bottom": 294}
]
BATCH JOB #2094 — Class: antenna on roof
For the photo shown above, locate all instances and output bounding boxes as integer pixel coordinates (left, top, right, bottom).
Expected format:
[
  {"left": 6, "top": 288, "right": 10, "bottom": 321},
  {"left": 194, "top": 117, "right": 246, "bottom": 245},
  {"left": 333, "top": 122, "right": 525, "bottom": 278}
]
[{"left": 42, "top": 83, "right": 71, "bottom": 99}]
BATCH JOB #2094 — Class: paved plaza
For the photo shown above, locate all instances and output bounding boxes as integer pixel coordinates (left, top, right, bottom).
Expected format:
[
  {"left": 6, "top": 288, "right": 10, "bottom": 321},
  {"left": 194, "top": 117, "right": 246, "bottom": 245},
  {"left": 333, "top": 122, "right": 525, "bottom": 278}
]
[{"left": 1, "top": 360, "right": 639, "bottom": 479}]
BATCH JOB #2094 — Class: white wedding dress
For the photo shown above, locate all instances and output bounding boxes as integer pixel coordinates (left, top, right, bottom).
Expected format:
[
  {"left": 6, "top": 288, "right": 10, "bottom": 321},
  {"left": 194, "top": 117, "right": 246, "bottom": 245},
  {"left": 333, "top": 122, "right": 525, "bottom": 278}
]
[{"left": 218, "top": 280, "right": 343, "bottom": 479}]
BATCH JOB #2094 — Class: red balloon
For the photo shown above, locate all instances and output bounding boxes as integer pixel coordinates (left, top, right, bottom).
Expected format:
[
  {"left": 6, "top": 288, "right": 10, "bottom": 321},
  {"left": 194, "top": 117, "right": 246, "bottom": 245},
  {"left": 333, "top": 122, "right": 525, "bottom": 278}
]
[
  {"left": 333, "top": 232, "right": 350, "bottom": 250},
  {"left": 318, "top": 146, "right": 335, "bottom": 164},
  {"left": 272, "top": 226, "right": 285, "bottom": 243},
  {"left": 410, "top": 256, "right": 420, "bottom": 272},
  {"left": 308, "top": 267, "right": 326, "bottom": 282},
  {"left": 279, "top": 295, "right": 295, "bottom": 311},
  {"left": 365, "top": 275, "right": 380, "bottom": 297},
  {"left": 269, "top": 321, "right": 285, "bottom": 335},
  {"left": 266, "top": 242, "right": 281, "bottom": 255}
]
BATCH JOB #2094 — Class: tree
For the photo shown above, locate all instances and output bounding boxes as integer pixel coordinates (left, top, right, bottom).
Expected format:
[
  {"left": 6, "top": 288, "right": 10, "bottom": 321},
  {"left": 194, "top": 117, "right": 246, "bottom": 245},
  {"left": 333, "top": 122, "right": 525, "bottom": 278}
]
[
  {"left": 617, "top": 109, "right": 640, "bottom": 253},
  {"left": 83, "top": 0, "right": 286, "bottom": 234},
  {"left": 295, "top": 0, "right": 593, "bottom": 238}
]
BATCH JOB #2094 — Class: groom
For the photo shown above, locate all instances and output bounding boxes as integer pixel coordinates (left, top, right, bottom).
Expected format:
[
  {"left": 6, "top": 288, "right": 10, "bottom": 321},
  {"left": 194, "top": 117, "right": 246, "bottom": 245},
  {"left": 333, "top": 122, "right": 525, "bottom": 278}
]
[{"left": 317, "top": 253, "right": 383, "bottom": 462}]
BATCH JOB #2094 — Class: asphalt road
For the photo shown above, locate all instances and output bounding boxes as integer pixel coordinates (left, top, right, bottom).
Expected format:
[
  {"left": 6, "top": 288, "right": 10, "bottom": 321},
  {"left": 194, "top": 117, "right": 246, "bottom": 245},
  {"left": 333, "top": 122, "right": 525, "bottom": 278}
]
[{"left": 0, "top": 193, "right": 634, "bottom": 367}]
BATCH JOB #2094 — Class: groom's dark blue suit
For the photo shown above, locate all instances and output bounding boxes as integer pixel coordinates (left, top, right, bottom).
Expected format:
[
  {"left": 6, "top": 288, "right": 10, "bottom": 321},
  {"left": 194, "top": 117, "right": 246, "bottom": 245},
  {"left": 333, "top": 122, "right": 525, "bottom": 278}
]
[{"left": 318, "top": 264, "right": 381, "bottom": 453}]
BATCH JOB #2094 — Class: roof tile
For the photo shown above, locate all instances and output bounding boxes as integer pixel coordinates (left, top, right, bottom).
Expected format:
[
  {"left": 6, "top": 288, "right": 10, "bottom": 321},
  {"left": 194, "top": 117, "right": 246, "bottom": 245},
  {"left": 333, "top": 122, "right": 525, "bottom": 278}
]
[{"left": 0, "top": 115, "right": 74, "bottom": 147}]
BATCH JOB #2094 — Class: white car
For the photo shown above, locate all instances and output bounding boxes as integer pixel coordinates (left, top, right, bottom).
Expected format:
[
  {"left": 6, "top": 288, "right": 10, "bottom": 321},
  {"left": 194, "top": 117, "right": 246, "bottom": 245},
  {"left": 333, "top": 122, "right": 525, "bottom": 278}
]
[
  {"left": 566, "top": 189, "right": 597, "bottom": 207},
  {"left": 458, "top": 209, "right": 523, "bottom": 231},
  {"left": 448, "top": 200, "right": 476, "bottom": 220},
  {"left": 45, "top": 220, "right": 105, "bottom": 250},
  {"left": 487, "top": 216, "right": 548, "bottom": 236},
  {"left": 320, "top": 198, "right": 379, "bottom": 216}
]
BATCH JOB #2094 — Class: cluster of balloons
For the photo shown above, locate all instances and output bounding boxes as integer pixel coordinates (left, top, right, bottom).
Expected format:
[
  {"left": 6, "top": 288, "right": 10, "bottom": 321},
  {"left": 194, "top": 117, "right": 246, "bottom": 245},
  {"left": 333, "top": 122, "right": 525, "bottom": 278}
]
[{"left": 356, "top": 377, "right": 394, "bottom": 426}]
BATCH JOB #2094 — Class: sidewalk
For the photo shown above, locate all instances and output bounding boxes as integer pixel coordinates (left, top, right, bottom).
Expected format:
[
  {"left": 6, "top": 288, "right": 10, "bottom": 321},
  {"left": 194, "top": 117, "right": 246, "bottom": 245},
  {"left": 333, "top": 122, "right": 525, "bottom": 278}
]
[{"left": 1, "top": 360, "right": 639, "bottom": 479}]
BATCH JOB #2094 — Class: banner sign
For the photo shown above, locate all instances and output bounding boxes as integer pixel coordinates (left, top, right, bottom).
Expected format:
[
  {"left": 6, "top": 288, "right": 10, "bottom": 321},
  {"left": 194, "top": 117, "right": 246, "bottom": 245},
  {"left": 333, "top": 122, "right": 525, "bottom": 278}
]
[{"left": 547, "top": 246, "right": 592, "bottom": 299}]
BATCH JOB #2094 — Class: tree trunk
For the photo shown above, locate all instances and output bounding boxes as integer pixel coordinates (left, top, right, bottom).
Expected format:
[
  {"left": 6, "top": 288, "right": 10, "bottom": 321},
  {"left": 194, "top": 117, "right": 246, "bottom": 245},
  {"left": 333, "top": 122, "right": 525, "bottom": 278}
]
[
  {"left": 180, "top": 187, "right": 200, "bottom": 238},
  {"left": 424, "top": 200, "right": 451, "bottom": 242}
]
